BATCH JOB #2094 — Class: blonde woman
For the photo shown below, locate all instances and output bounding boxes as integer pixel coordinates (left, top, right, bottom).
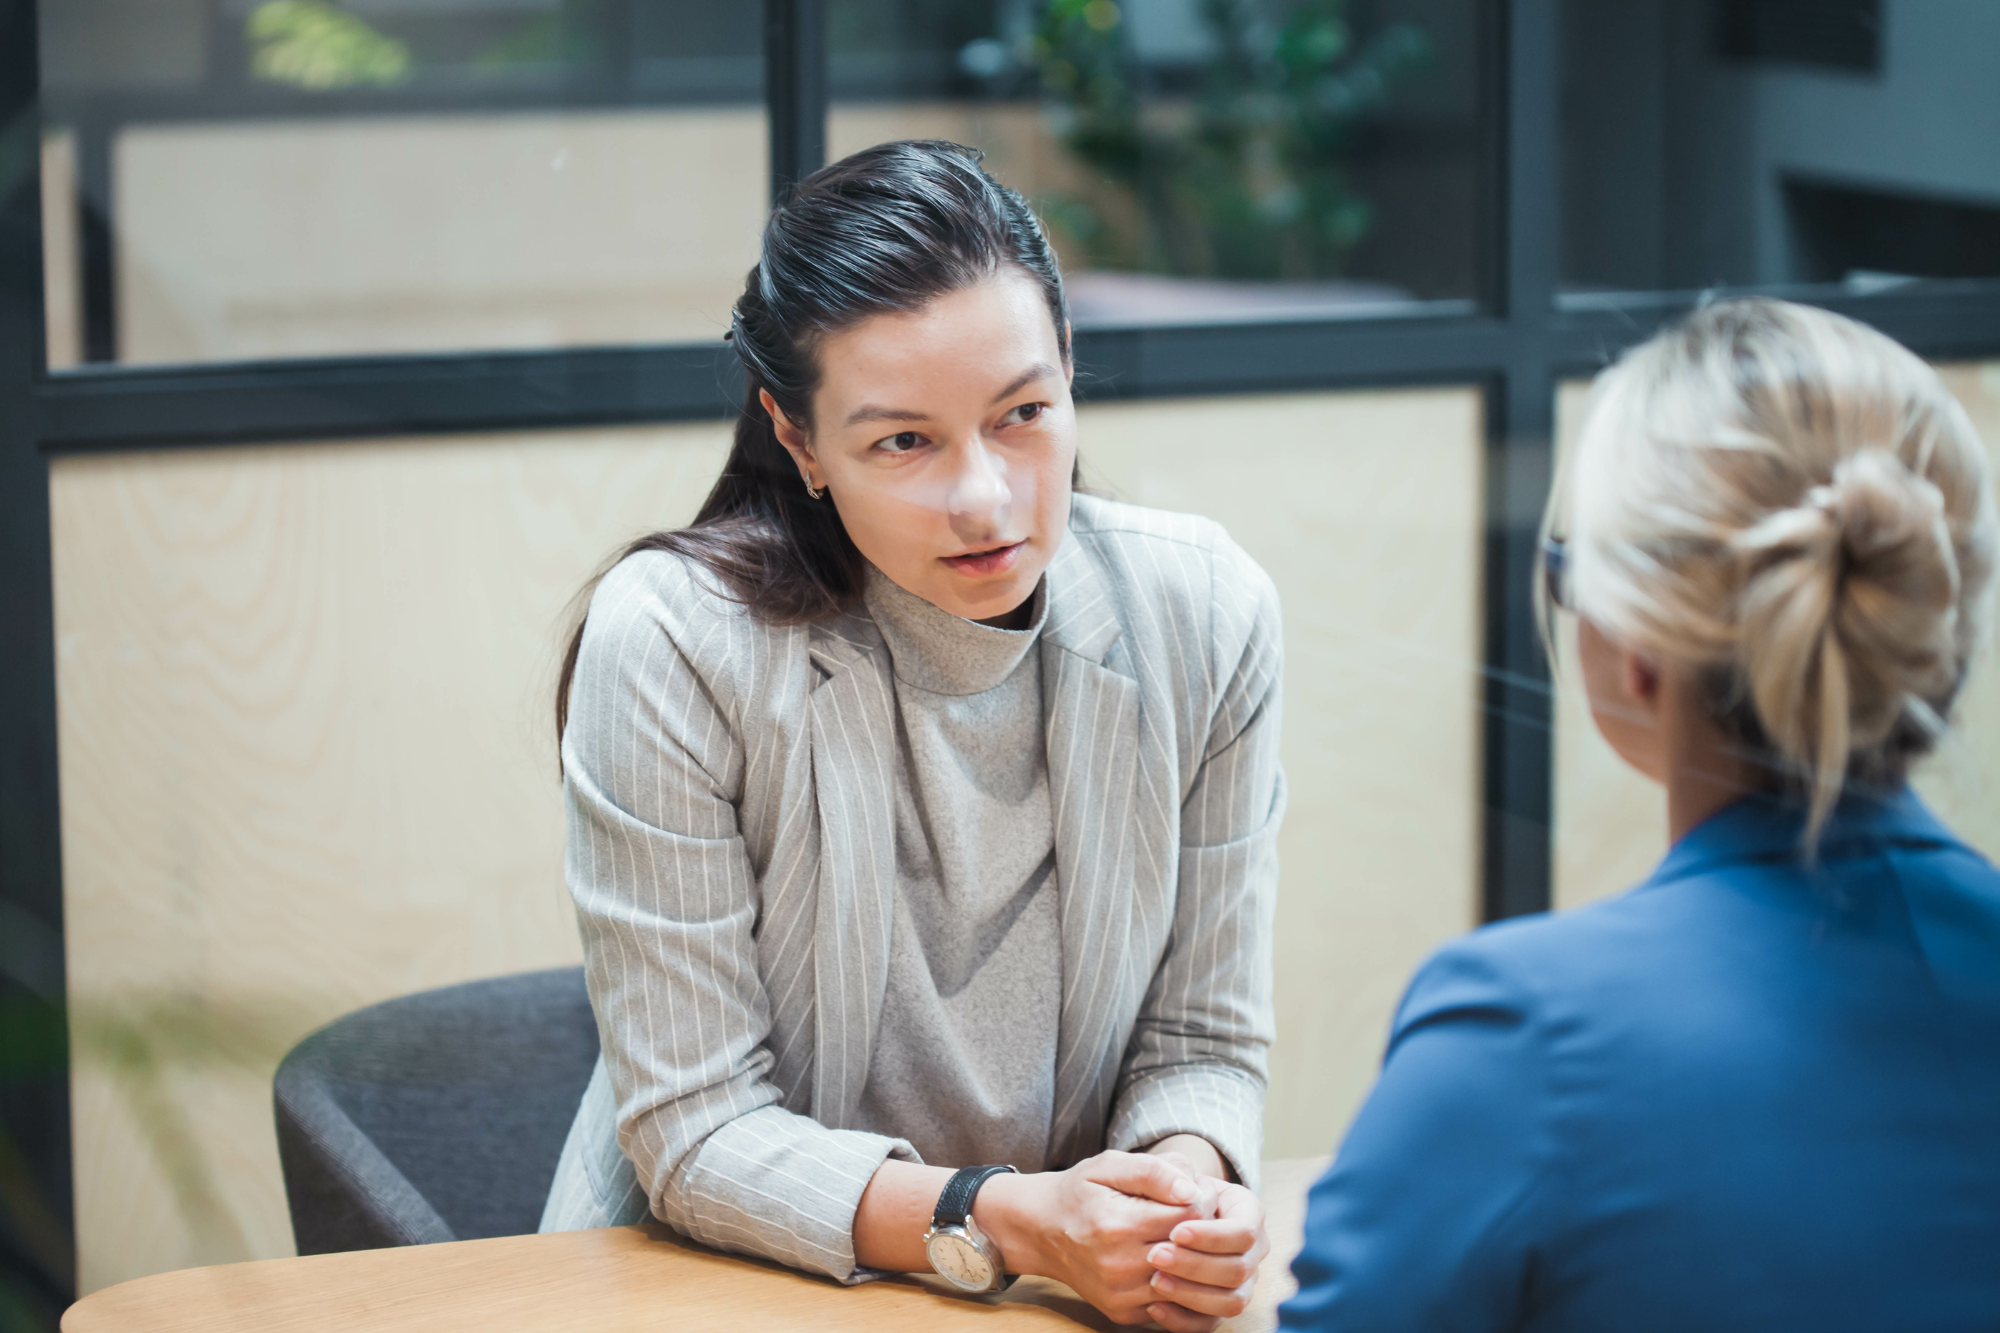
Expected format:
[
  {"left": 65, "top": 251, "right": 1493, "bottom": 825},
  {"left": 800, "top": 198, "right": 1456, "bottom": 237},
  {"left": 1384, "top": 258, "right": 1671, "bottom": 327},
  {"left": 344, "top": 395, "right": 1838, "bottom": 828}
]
[{"left": 1282, "top": 299, "right": 2000, "bottom": 1331}]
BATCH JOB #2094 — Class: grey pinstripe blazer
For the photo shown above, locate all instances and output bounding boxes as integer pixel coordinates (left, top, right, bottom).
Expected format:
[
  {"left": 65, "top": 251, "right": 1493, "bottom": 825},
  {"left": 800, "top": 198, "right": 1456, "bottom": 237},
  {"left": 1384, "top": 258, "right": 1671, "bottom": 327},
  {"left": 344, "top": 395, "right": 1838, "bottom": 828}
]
[{"left": 540, "top": 494, "right": 1284, "bottom": 1282}]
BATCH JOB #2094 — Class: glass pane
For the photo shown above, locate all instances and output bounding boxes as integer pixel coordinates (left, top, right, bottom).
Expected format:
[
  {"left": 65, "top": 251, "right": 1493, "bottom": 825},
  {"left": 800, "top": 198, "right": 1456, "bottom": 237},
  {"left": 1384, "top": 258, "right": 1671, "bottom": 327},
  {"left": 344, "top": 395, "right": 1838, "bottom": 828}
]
[
  {"left": 37, "top": 0, "right": 765, "bottom": 369},
  {"left": 828, "top": 0, "right": 1485, "bottom": 328},
  {"left": 1561, "top": 0, "right": 2000, "bottom": 305}
]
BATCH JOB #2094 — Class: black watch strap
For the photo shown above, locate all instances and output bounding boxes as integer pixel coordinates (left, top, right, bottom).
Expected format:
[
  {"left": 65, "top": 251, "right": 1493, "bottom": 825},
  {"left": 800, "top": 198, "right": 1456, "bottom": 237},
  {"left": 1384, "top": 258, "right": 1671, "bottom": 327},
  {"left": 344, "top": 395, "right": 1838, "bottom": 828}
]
[{"left": 933, "top": 1165, "right": 1017, "bottom": 1229}]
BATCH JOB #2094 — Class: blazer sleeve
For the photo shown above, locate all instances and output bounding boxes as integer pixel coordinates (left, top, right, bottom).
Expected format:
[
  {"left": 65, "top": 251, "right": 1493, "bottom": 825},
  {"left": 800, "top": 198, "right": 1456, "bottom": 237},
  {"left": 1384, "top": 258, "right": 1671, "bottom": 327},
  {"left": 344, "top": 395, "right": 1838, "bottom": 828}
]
[
  {"left": 1279, "top": 938, "right": 1551, "bottom": 1333},
  {"left": 1106, "top": 535, "right": 1284, "bottom": 1190},
  {"left": 562, "top": 557, "right": 916, "bottom": 1283}
]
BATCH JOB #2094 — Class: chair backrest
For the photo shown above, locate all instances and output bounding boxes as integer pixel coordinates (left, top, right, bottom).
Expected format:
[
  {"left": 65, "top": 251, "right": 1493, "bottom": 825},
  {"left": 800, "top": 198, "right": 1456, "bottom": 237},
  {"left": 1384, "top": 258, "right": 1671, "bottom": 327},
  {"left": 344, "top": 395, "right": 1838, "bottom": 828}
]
[{"left": 274, "top": 967, "right": 599, "bottom": 1254}]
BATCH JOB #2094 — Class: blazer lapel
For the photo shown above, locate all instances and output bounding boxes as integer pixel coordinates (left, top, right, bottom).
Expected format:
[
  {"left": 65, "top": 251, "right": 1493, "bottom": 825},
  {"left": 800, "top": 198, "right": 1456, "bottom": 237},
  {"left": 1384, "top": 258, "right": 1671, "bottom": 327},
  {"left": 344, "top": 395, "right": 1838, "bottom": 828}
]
[
  {"left": 803, "top": 617, "right": 899, "bottom": 1128},
  {"left": 1039, "top": 535, "right": 1142, "bottom": 1164}
]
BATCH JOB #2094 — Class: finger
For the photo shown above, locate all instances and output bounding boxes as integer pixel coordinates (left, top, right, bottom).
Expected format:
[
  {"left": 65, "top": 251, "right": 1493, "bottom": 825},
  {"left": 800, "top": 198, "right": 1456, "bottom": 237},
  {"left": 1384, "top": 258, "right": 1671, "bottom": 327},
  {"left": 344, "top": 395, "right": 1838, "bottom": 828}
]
[
  {"left": 1148, "top": 1242, "right": 1260, "bottom": 1289},
  {"left": 1214, "top": 1182, "right": 1266, "bottom": 1226},
  {"left": 1170, "top": 1181, "right": 1259, "bottom": 1242},
  {"left": 1149, "top": 1270, "right": 1255, "bottom": 1320},
  {"left": 1146, "top": 1301, "right": 1222, "bottom": 1333},
  {"left": 1086, "top": 1151, "right": 1201, "bottom": 1207},
  {"left": 1152, "top": 1154, "right": 1218, "bottom": 1218},
  {"left": 1167, "top": 1216, "right": 1261, "bottom": 1255},
  {"left": 1107, "top": 1196, "right": 1207, "bottom": 1248}
]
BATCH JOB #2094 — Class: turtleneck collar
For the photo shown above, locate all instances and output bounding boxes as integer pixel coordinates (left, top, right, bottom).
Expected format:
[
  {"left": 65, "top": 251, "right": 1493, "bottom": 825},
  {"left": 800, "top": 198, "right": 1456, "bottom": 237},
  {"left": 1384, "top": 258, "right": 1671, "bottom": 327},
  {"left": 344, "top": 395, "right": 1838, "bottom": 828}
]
[{"left": 861, "top": 563, "right": 1047, "bottom": 696}]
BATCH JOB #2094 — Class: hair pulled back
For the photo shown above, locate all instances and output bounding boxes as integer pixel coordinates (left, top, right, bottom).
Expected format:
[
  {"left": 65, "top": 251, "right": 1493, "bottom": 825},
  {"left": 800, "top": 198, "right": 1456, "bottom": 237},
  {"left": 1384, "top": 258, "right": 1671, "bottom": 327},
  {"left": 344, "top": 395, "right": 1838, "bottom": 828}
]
[
  {"left": 556, "top": 140, "right": 1070, "bottom": 740},
  {"left": 1551, "top": 297, "right": 1999, "bottom": 845}
]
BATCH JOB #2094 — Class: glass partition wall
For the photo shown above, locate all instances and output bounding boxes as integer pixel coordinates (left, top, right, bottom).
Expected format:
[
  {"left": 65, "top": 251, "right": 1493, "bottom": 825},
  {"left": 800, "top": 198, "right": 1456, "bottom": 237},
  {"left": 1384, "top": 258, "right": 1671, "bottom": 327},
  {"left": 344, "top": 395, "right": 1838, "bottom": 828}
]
[
  {"left": 1562, "top": 0, "right": 2000, "bottom": 307},
  {"left": 826, "top": 0, "right": 1484, "bottom": 326},
  {"left": 37, "top": 0, "right": 768, "bottom": 366},
  {"left": 8, "top": 0, "right": 2000, "bottom": 1322}
]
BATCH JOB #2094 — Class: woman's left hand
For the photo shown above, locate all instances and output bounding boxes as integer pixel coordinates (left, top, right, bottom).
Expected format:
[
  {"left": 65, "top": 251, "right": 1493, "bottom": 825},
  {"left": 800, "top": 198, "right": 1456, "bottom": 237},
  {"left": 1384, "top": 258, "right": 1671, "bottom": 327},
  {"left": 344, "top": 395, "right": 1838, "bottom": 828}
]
[{"left": 1142, "top": 1178, "right": 1270, "bottom": 1332}]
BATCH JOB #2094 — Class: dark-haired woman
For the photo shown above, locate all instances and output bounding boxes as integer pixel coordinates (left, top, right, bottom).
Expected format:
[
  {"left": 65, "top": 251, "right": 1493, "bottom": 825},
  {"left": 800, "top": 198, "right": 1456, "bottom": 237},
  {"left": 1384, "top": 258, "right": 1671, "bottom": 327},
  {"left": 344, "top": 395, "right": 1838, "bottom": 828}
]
[{"left": 538, "top": 141, "right": 1283, "bottom": 1331}]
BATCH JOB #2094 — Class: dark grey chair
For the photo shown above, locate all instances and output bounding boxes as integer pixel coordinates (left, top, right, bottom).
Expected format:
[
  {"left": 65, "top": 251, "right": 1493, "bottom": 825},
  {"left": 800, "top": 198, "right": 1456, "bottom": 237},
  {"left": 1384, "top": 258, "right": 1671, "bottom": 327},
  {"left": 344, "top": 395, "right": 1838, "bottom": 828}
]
[{"left": 273, "top": 967, "right": 600, "bottom": 1254}]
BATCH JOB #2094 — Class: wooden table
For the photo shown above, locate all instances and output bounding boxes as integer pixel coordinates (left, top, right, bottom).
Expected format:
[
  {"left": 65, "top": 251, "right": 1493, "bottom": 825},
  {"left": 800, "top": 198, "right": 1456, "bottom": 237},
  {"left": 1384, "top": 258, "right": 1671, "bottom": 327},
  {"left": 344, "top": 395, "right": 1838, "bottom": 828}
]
[{"left": 65, "top": 1158, "right": 1328, "bottom": 1332}]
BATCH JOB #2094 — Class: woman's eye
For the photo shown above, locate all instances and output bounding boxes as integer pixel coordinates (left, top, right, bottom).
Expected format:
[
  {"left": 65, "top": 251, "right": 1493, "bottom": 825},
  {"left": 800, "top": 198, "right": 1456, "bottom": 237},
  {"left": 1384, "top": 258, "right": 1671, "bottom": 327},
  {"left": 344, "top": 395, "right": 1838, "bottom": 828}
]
[
  {"left": 875, "top": 431, "right": 924, "bottom": 454},
  {"left": 1002, "top": 402, "right": 1046, "bottom": 426}
]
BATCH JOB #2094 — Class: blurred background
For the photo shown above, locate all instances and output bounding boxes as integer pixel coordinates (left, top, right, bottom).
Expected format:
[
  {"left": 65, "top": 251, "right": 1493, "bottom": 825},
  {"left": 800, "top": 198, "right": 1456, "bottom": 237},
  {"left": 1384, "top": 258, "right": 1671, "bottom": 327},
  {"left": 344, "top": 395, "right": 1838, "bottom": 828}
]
[{"left": 4, "top": 0, "right": 2000, "bottom": 1327}]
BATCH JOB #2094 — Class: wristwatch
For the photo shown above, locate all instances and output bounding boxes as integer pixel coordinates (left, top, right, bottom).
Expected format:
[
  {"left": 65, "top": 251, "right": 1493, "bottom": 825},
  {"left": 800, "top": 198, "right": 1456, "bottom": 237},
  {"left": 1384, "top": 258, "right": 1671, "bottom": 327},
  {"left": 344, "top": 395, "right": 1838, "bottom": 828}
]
[{"left": 924, "top": 1165, "right": 1019, "bottom": 1294}]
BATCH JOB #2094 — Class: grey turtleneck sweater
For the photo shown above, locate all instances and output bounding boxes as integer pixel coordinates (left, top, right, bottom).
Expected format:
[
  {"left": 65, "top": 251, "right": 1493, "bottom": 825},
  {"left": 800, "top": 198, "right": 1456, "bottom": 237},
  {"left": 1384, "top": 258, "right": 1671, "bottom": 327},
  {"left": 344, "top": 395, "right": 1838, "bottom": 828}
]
[{"left": 850, "top": 565, "right": 1061, "bottom": 1172}]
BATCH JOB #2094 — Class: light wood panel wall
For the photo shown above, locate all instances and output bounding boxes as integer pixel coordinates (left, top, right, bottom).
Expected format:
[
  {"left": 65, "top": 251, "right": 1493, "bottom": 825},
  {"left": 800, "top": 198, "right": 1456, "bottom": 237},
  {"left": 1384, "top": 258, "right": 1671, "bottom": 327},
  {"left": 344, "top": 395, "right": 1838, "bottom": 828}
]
[
  {"left": 54, "top": 387, "right": 1485, "bottom": 1292},
  {"left": 827, "top": 103, "right": 1086, "bottom": 222},
  {"left": 41, "top": 129, "right": 82, "bottom": 370},
  {"left": 105, "top": 104, "right": 1071, "bottom": 369},
  {"left": 115, "top": 112, "right": 768, "bottom": 363},
  {"left": 1079, "top": 389, "right": 1486, "bottom": 1159},
  {"left": 104, "top": 105, "right": 1090, "bottom": 368},
  {"left": 53, "top": 422, "right": 733, "bottom": 1291},
  {"left": 1554, "top": 363, "right": 2000, "bottom": 910}
]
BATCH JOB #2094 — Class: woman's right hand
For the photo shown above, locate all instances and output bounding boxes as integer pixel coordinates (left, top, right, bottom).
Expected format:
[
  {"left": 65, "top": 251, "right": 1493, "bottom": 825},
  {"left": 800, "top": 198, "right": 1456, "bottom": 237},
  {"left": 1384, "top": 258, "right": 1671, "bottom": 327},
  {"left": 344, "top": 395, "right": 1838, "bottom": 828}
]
[{"left": 975, "top": 1151, "right": 1217, "bottom": 1326}]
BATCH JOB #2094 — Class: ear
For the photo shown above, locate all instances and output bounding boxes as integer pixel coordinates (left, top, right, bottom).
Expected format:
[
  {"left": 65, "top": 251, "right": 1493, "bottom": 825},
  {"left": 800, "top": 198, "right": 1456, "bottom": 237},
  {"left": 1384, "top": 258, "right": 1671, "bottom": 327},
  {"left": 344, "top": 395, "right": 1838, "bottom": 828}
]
[
  {"left": 759, "top": 389, "right": 821, "bottom": 488},
  {"left": 1621, "top": 649, "right": 1664, "bottom": 713}
]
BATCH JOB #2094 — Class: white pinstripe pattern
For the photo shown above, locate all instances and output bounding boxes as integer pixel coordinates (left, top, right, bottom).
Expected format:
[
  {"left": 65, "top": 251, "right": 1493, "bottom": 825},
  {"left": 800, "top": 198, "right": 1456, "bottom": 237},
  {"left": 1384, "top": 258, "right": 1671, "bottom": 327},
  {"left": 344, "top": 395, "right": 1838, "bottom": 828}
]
[{"left": 539, "top": 495, "right": 1285, "bottom": 1283}]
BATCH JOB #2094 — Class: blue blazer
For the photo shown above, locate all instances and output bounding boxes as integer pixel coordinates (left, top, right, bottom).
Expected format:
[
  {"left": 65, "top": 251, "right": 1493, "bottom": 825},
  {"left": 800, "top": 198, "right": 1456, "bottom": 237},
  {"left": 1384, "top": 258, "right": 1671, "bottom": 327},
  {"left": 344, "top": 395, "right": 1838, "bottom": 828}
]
[{"left": 1281, "top": 788, "right": 2000, "bottom": 1332}]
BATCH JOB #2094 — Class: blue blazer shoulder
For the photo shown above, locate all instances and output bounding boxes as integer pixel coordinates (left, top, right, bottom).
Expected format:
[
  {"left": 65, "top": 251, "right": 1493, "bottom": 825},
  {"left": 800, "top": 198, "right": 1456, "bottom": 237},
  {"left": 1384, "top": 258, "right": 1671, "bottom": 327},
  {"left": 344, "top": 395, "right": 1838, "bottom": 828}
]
[{"left": 1281, "top": 788, "right": 2000, "bottom": 1333}]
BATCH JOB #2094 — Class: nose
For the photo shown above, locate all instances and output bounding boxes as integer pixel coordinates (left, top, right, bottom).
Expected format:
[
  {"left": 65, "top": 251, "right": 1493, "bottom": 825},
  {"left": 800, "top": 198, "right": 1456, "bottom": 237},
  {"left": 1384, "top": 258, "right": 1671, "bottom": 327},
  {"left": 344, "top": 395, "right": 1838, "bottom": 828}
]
[{"left": 946, "top": 438, "right": 1012, "bottom": 542}]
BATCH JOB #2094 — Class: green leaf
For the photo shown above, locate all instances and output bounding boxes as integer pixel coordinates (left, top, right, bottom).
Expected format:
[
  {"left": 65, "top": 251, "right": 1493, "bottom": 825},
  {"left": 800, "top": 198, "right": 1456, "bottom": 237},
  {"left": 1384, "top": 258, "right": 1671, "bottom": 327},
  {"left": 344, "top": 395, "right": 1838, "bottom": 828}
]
[
  {"left": 247, "top": 0, "right": 411, "bottom": 90},
  {"left": 1029, "top": 0, "right": 1428, "bottom": 281}
]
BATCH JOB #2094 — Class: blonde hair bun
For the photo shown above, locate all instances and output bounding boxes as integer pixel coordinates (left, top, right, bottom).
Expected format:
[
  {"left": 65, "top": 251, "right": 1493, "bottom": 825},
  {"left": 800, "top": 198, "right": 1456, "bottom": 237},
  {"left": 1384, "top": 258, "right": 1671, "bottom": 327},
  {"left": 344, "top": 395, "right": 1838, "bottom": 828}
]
[
  {"left": 1556, "top": 298, "right": 1999, "bottom": 844},
  {"left": 1734, "top": 447, "right": 1962, "bottom": 801}
]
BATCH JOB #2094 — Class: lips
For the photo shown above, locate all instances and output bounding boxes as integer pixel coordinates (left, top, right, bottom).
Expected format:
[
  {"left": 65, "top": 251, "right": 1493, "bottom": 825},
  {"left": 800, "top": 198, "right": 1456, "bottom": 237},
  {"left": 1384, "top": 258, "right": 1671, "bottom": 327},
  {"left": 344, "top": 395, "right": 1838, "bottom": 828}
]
[{"left": 941, "top": 540, "right": 1025, "bottom": 577}]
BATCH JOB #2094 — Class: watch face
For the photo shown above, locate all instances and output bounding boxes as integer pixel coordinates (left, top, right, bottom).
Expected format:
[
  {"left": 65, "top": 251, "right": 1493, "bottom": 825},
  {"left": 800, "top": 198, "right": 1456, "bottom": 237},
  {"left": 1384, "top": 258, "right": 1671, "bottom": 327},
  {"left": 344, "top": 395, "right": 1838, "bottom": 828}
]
[{"left": 927, "top": 1229, "right": 995, "bottom": 1292}]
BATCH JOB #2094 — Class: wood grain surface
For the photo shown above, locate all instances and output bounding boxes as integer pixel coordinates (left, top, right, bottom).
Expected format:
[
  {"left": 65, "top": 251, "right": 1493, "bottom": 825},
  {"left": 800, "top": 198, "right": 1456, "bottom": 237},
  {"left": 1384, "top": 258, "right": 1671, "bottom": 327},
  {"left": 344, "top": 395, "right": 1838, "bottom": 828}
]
[
  {"left": 40, "top": 129, "right": 81, "bottom": 370},
  {"left": 117, "top": 112, "right": 766, "bottom": 363},
  {"left": 61, "top": 1159, "right": 1329, "bottom": 1333},
  {"left": 113, "top": 104, "right": 1081, "bottom": 368},
  {"left": 52, "top": 422, "right": 733, "bottom": 1290},
  {"left": 1084, "top": 389, "right": 1486, "bottom": 1161}
]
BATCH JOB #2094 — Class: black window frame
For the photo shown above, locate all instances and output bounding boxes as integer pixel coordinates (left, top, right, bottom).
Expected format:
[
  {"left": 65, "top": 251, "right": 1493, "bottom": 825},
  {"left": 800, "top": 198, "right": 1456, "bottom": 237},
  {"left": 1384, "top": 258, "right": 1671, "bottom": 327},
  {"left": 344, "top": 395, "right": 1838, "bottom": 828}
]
[{"left": 8, "top": 0, "right": 2000, "bottom": 1308}]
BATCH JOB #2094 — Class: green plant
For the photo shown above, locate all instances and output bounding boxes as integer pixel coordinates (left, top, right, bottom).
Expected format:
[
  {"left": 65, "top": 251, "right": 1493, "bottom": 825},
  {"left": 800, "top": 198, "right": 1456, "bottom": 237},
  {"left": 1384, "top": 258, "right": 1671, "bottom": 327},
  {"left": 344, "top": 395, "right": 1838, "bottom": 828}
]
[
  {"left": 1, "top": 983, "right": 325, "bottom": 1322},
  {"left": 1031, "top": 0, "right": 1428, "bottom": 281},
  {"left": 248, "top": 0, "right": 412, "bottom": 90},
  {"left": 475, "top": 12, "right": 597, "bottom": 69},
  {"left": 72, "top": 992, "right": 309, "bottom": 1268}
]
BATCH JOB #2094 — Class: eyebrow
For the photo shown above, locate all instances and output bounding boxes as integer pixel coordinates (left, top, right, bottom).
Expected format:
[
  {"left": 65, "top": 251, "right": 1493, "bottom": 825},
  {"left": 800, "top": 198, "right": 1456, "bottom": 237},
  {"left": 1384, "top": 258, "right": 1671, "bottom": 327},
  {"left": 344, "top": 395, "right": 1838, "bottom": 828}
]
[
  {"left": 840, "top": 361, "right": 1062, "bottom": 429},
  {"left": 988, "top": 361, "right": 1062, "bottom": 405},
  {"left": 842, "top": 403, "right": 931, "bottom": 427}
]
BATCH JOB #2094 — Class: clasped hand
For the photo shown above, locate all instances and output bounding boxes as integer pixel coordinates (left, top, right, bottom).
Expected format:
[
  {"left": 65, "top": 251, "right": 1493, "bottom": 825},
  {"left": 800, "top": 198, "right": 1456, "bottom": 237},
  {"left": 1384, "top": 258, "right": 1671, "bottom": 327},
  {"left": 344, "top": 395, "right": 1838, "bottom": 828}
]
[{"left": 977, "top": 1150, "right": 1270, "bottom": 1331}]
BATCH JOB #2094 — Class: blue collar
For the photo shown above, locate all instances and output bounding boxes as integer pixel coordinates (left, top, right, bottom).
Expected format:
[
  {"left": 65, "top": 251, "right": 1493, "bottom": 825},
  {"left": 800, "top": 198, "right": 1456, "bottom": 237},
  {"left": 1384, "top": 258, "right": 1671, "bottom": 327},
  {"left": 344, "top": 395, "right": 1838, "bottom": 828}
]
[{"left": 1644, "top": 784, "right": 1966, "bottom": 889}]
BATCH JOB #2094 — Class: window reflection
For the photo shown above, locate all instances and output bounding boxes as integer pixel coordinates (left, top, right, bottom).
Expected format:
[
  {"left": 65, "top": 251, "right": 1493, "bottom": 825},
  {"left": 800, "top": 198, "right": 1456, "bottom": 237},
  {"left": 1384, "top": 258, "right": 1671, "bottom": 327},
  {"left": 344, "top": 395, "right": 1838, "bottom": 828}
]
[
  {"left": 34, "top": 0, "right": 1490, "bottom": 369},
  {"left": 830, "top": 0, "right": 1484, "bottom": 328},
  {"left": 37, "top": 0, "right": 766, "bottom": 368},
  {"left": 1561, "top": 0, "right": 2000, "bottom": 303}
]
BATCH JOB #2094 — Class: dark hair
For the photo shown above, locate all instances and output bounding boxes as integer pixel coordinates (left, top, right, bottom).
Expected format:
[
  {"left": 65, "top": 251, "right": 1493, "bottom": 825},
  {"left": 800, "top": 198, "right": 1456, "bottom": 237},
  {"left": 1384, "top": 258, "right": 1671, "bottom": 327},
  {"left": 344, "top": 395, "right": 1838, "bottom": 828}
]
[{"left": 555, "top": 140, "right": 1071, "bottom": 741}]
